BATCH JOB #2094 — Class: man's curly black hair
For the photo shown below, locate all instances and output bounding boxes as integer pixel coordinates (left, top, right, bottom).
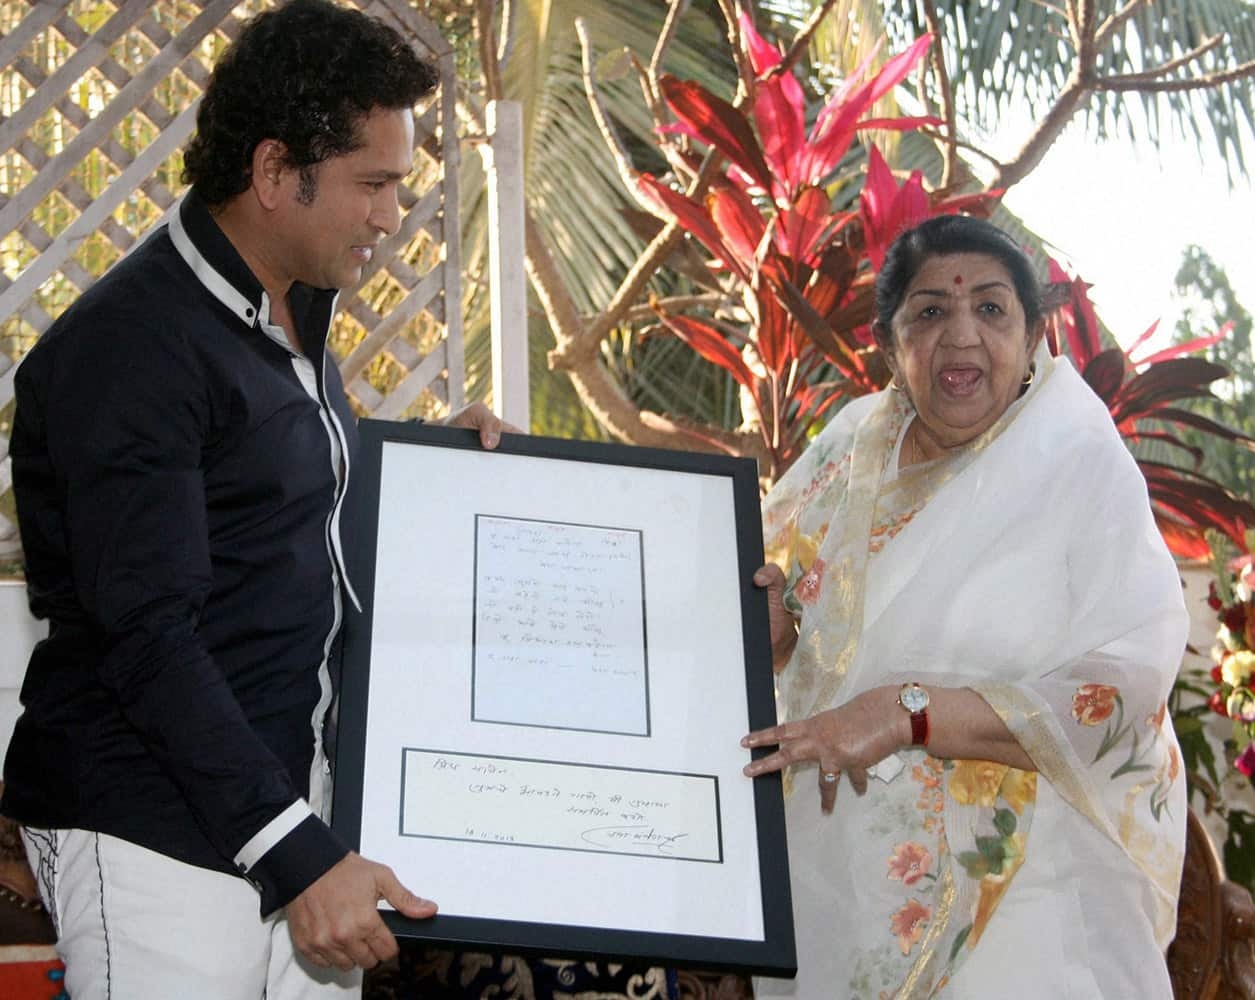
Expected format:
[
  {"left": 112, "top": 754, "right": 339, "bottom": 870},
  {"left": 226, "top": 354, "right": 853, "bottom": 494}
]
[{"left": 182, "top": 0, "right": 438, "bottom": 207}]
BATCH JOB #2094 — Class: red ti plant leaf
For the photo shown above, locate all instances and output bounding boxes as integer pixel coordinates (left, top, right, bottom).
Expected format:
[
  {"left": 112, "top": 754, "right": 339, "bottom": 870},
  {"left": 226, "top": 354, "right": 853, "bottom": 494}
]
[
  {"left": 1118, "top": 319, "right": 1228, "bottom": 369},
  {"left": 1043, "top": 259, "right": 1252, "bottom": 555},
  {"left": 1131, "top": 431, "right": 1206, "bottom": 467},
  {"left": 735, "top": 17, "right": 939, "bottom": 202},
  {"left": 638, "top": 173, "right": 751, "bottom": 284},
  {"left": 761, "top": 259, "right": 878, "bottom": 392},
  {"left": 739, "top": 13, "right": 806, "bottom": 200},
  {"left": 740, "top": 9, "right": 785, "bottom": 76},
  {"left": 1121, "top": 320, "right": 1161, "bottom": 363},
  {"left": 802, "top": 34, "right": 933, "bottom": 185},
  {"left": 782, "top": 379, "right": 849, "bottom": 465},
  {"left": 1154, "top": 517, "right": 1213, "bottom": 561},
  {"left": 1107, "top": 357, "right": 1229, "bottom": 429},
  {"left": 854, "top": 115, "right": 943, "bottom": 132},
  {"left": 652, "top": 310, "right": 759, "bottom": 396},
  {"left": 863, "top": 34, "right": 935, "bottom": 105},
  {"left": 859, "top": 146, "right": 929, "bottom": 271},
  {"left": 1080, "top": 348, "right": 1126, "bottom": 404},
  {"left": 1046, "top": 257, "right": 1102, "bottom": 369},
  {"left": 1130, "top": 324, "right": 1230, "bottom": 367},
  {"left": 753, "top": 279, "right": 794, "bottom": 378},
  {"left": 777, "top": 185, "right": 838, "bottom": 266},
  {"left": 1153, "top": 407, "right": 1255, "bottom": 449},
  {"left": 708, "top": 182, "right": 767, "bottom": 275},
  {"left": 659, "top": 75, "right": 774, "bottom": 195},
  {"left": 1139, "top": 460, "right": 1255, "bottom": 555}
]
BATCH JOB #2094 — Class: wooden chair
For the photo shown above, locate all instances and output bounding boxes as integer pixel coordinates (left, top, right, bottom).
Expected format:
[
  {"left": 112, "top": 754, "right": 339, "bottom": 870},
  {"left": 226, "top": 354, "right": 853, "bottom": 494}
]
[{"left": 1168, "top": 808, "right": 1255, "bottom": 999}]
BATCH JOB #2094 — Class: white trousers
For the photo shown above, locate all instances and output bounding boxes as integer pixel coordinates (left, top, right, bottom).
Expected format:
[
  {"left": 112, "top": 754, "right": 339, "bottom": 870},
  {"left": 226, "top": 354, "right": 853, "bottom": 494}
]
[{"left": 21, "top": 827, "right": 361, "bottom": 1000}]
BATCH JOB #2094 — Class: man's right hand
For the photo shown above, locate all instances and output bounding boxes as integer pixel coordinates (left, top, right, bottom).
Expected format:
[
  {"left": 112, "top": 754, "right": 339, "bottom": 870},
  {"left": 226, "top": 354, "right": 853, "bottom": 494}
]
[{"left": 286, "top": 852, "right": 436, "bottom": 971}]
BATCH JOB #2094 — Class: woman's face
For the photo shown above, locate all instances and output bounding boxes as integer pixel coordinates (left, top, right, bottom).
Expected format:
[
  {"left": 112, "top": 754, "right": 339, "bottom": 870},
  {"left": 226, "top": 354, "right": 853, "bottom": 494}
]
[{"left": 885, "top": 252, "right": 1042, "bottom": 451}]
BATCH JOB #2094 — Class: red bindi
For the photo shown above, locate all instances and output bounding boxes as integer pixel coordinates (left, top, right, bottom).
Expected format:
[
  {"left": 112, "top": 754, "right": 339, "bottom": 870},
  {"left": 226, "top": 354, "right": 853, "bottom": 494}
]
[{"left": 953, "top": 275, "right": 963, "bottom": 285}]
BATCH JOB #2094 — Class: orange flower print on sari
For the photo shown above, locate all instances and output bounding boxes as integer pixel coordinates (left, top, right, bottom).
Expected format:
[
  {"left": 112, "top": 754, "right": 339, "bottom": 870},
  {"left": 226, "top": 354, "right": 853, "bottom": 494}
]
[
  {"left": 794, "top": 558, "right": 826, "bottom": 605},
  {"left": 1071, "top": 683, "right": 1120, "bottom": 726},
  {"left": 868, "top": 508, "right": 920, "bottom": 554},
  {"left": 948, "top": 760, "right": 1008, "bottom": 809},
  {"left": 890, "top": 899, "right": 931, "bottom": 955},
  {"left": 887, "top": 841, "right": 933, "bottom": 886}
]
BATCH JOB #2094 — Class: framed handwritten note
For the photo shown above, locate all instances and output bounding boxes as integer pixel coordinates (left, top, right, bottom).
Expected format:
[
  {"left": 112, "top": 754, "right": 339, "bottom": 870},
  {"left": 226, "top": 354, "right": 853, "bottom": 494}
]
[
  {"left": 334, "top": 422, "right": 795, "bottom": 976},
  {"left": 471, "top": 515, "right": 650, "bottom": 735}
]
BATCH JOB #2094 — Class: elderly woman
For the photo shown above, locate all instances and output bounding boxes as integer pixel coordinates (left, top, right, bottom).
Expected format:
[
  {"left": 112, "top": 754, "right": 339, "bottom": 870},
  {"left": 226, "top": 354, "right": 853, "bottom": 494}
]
[{"left": 744, "top": 216, "right": 1187, "bottom": 998}]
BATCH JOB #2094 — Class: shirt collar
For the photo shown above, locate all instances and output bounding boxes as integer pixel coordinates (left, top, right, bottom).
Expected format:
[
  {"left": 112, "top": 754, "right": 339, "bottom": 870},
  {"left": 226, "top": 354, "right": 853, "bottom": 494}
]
[
  {"left": 168, "top": 190, "right": 338, "bottom": 338},
  {"left": 168, "top": 190, "right": 266, "bottom": 328}
]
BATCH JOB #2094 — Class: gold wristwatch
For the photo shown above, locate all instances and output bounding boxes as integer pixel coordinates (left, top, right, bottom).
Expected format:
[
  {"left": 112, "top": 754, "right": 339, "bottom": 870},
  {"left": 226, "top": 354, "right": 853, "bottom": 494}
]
[{"left": 898, "top": 682, "right": 930, "bottom": 747}]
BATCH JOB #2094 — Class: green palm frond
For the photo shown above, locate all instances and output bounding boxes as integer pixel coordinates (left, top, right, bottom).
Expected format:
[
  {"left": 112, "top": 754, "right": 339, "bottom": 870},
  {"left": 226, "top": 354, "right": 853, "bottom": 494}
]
[
  {"left": 896, "top": 1, "right": 1254, "bottom": 174},
  {"left": 760, "top": 1, "right": 1254, "bottom": 175},
  {"left": 455, "top": 1, "right": 735, "bottom": 432}
]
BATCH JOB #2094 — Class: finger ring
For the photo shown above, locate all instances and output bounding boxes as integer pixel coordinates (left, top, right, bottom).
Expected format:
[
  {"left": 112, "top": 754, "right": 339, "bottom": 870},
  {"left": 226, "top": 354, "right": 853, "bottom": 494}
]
[{"left": 822, "top": 771, "right": 838, "bottom": 784}]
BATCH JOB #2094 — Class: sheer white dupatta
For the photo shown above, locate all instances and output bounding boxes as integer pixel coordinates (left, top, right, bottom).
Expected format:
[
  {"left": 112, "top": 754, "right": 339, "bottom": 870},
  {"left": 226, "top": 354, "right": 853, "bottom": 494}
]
[{"left": 762, "top": 344, "right": 1187, "bottom": 995}]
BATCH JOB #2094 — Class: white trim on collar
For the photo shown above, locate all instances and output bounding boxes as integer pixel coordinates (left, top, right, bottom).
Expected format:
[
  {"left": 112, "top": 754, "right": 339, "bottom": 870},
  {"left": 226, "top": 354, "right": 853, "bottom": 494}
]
[{"left": 169, "top": 198, "right": 259, "bottom": 328}]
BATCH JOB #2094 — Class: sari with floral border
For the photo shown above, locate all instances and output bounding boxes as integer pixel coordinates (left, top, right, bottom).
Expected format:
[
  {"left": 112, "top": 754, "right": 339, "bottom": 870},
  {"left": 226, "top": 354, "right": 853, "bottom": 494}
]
[{"left": 754, "top": 346, "right": 1187, "bottom": 999}]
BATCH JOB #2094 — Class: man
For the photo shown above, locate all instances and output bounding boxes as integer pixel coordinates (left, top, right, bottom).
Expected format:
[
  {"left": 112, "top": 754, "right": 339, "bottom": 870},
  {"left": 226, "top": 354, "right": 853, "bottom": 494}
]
[{"left": 0, "top": 2, "right": 504, "bottom": 995}]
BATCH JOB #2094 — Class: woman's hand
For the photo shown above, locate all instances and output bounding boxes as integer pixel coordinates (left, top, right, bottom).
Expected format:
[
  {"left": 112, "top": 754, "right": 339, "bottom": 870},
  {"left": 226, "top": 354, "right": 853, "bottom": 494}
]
[
  {"left": 741, "top": 687, "right": 910, "bottom": 812},
  {"left": 753, "top": 563, "right": 798, "bottom": 671}
]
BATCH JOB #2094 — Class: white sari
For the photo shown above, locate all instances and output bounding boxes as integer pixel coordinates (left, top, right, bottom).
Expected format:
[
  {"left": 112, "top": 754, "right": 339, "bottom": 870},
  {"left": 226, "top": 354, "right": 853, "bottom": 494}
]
[{"left": 754, "top": 348, "right": 1187, "bottom": 999}]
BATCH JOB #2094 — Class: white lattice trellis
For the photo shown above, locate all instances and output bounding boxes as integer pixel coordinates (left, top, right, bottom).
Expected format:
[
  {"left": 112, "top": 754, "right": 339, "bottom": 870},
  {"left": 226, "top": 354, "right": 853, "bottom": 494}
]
[{"left": 0, "top": 0, "right": 472, "bottom": 555}]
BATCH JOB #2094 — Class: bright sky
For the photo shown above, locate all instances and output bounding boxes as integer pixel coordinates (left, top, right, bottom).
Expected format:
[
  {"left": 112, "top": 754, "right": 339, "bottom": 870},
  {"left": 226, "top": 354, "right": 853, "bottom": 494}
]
[{"left": 986, "top": 111, "right": 1255, "bottom": 352}]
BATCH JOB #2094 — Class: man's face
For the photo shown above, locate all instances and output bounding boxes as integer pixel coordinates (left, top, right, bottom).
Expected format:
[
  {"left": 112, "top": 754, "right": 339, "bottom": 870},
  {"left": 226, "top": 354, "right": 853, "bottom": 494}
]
[{"left": 277, "top": 106, "right": 415, "bottom": 290}]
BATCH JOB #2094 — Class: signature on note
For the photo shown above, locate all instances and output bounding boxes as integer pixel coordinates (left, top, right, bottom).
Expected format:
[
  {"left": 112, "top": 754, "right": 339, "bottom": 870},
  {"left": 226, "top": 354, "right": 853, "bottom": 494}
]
[{"left": 580, "top": 824, "right": 690, "bottom": 855}]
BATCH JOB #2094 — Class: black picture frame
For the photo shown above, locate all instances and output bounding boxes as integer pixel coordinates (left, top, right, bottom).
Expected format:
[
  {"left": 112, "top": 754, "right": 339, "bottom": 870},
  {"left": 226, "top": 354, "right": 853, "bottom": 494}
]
[{"left": 333, "top": 419, "right": 796, "bottom": 976}]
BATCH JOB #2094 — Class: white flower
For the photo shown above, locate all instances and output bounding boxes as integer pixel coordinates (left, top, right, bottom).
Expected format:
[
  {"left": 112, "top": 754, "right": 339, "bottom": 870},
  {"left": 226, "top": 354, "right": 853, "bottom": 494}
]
[
  {"left": 1222, "top": 651, "right": 1255, "bottom": 688},
  {"left": 1221, "top": 626, "right": 1243, "bottom": 653}
]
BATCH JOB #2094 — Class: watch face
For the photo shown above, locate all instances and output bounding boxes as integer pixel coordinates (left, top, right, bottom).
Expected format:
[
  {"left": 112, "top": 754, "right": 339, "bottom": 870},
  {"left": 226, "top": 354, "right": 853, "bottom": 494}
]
[{"left": 900, "top": 684, "right": 929, "bottom": 713}]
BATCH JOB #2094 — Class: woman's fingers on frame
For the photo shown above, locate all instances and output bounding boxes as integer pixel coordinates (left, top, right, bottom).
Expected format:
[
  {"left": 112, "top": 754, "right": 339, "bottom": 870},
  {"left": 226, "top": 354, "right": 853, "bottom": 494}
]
[
  {"left": 742, "top": 722, "right": 794, "bottom": 748},
  {"left": 744, "top": 733, "right": 823, "bottom": 776},
  {"left": 743, "top": 746, "right": 803, "bottom": 777},
  {"left": 847, "top": 767, "right": 869, "bottom": 796}
]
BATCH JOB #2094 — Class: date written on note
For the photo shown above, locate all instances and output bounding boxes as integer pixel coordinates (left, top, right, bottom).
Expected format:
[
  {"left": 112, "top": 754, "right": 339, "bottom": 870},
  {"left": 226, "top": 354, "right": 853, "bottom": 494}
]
[
  {"left": 400, "top": 749, "right": 723, "bottom": 863},
  {"left": 471, "top": 515, "right": 649, "bottom": 736}
]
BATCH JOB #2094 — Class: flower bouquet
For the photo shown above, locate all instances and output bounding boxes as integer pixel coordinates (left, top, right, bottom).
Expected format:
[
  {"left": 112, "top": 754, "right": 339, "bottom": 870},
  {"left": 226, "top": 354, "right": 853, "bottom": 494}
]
[
  {"left": 1205, "top": 555, "right": 1255, "bottom": 780},
  {"left": 1171, "top": 534, "right": 1255, "bottom": 891}
]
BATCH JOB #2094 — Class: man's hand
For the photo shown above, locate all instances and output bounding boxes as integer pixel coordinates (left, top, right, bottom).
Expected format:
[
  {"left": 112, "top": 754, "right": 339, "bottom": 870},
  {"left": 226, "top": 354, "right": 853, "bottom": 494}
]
[
  {"left": 753, "top": 563, "right": 798, "bottom": 671},
  {"left": 286, "top": 852, "right": 436, "bottom": 971},
  {"left": 443, "top": 401, "right": 522, "bottom": 449}
]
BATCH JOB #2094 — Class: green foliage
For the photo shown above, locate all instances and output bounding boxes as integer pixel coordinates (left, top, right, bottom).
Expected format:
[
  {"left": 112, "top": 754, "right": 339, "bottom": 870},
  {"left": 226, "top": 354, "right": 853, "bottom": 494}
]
[
  {"left": 845, "top": 1, "right": 1255, "bottom": 176},
  {"left": 1225, "top": 808, "right": 1255, "bottom": 890},
  {"left": 1171, "top": 569, "right": 1255, "bottom": 893},
  {"left": 454, "top": 0, "right": 735, "bottom": 436},
  {"left": 1168, "top": 246, "right": 1255, "bottom": 500}
]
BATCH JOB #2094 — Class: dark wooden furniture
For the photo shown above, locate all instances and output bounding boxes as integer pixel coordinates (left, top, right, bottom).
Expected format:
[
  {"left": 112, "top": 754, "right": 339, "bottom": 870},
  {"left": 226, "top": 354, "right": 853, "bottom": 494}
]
[{"left": 1, "top": 800, "right": 1252, "bottom": 998}]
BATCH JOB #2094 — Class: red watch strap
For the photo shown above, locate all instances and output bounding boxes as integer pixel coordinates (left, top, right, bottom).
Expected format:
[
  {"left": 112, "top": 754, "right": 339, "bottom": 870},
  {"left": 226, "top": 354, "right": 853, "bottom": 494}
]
[{"left": 909, "top": 710, "right": 929, "bottom": 747}]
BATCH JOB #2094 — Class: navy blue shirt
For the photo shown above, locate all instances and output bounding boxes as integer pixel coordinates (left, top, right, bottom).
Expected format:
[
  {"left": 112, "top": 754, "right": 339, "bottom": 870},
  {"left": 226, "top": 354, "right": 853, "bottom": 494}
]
[{"left": 2, "top": 191, "right": 359, "bottom": 915}]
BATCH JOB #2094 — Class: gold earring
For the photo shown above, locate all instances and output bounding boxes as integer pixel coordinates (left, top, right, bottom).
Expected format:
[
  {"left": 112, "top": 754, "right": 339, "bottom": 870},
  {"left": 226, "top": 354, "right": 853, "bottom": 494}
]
[{"left": 1021, "top": 364, "right": 1036, "bottom": 389}]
